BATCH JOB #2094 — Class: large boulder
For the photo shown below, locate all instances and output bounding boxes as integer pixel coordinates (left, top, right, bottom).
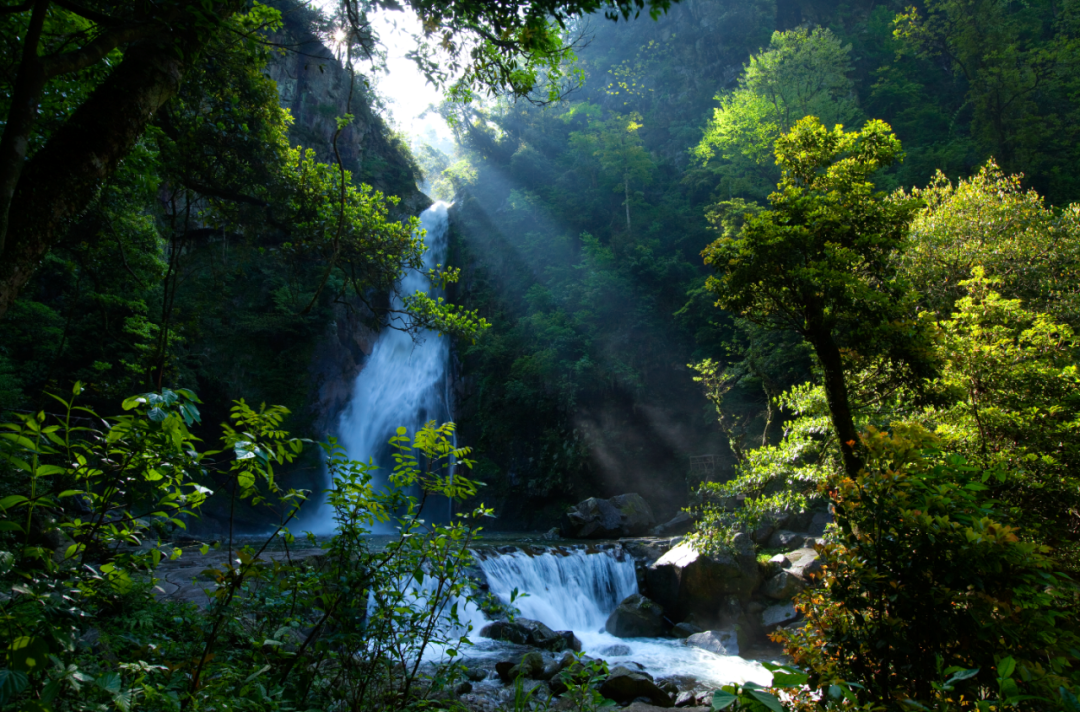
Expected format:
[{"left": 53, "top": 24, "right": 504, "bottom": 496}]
[
  {"left": 599, "top": 666, "right": 674, "bottom": 707},
  {"left": 480, "top": 618, "right": 577, "bottom": 651},
  {"left": 761, "top": 570, "right": 805, "bottom": 600},
  {"left": 605, "top": 593, "right": 665, "bottom": 638},
  {"left": 685, "top": 628, "right": 739, "bottom": 656},
  {"left": 644, "top": 541, "right": 760, "bottom": 622},
  {"left": 786, "top": 548, "right": 823, "bottom": 579},
  {"left": 561, "top": 494, "right": 656, "bottom": 538},
  {"left": 760, "top": 602, "right": 799, "bottom": 631},
  {"left": 767, "top": 529, "right": 804, "bottom": 551}
]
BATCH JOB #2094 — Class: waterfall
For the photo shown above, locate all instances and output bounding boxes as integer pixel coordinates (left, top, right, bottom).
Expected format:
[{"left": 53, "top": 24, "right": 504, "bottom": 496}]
[
  {"left": 310, "top": 202, "right": 455, "bottom": 534},
  {"left": 471, "top": 546, "right": 773, "bottom": 688},
  {"left": 477, "top": 548, "right": 638, "bottom": 633}
]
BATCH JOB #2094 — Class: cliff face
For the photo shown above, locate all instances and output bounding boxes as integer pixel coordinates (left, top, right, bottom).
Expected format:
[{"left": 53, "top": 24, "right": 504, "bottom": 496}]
[{"left": 264, "top": 2, "right": 431, "bottom": 439}]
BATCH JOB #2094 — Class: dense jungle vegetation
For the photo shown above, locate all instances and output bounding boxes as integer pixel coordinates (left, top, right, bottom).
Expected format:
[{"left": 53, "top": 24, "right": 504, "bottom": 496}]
[{"left": 1, "top": 0, "right": 1079, "bottom": 709}]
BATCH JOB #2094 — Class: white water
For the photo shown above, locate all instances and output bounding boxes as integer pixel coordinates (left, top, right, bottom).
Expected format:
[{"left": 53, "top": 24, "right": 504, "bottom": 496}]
[
  {"left": 470, "top": 547, "right": 772, "bottom": 688},
  {"left": 308, "top": 202, "right": 455, "bottom": 534}
]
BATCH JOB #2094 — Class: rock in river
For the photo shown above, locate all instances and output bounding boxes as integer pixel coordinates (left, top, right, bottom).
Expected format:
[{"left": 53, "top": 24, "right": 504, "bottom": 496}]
[
  {"left": 561, "top": 493, "right": 656, "bottom": 538},
  {"left": 605, "top": 593, "right": 665, "bottom": 638}
]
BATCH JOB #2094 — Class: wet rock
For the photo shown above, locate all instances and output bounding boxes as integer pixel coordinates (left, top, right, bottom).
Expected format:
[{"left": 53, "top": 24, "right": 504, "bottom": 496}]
[
  {"left": 561, "top": 494, "right": 656, "bottom": 538},
  {"left": 658, "top": 680, "right": 679, "bottom": 696},
  {"left": 600, "top": 644, "right": 632, "bottom": 656},
  {"left": 543, "top": 527, "right": 561, "bottom": 540},
  {"left": 761, "top": 570, "right": 805, "bottom": 600},
  {"left": 599, "top": 666, "right": 673, "bottom": 707},
  {"left": 557, "top": 630, "right": 583, "bottom": 652},
  {"left": 605, "top": 593, "right": 665, "bottom": 638},
  {"left": 675, "top": 691, "right": 697, "bottom": 707},
  {"left": 761, "top": 602, "right": 799, "bottom": 630},
  {"left": 651, "top": 510, "right": 694, "bottom": 537},
  {"left": 685, "top": 629, "right": 739, "bottom": 656},
  {"left": 497, "top": 651, "right": 546, "bottom": 681},
  {"left": 787, "top": 548, "right": 823, "bottom": 579},
  {"left": 464, "top": 666, "right": 489, "bottom": 682},
  {"left": 480, "top": 618, "right": 575, "bottom": 651},
  {"left": 669, "top": 621, "right": 702, "bottom": 639},
  {"left": 645, "top": 542, "right": 760, "bottom": 621},
  {"left": 767, "top": 529, "right": 804, "bottom": 551},
  {"left": 455, "top": 681, "right": 473, "bottom": 695}
]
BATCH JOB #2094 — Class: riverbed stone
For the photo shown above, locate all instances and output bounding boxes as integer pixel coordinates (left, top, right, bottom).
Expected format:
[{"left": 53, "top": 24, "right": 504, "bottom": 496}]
[
  {"left": 645, "top": 541, "right": 760, "bottom": 622},
  {"left": 761, "top": 602, "right": 799, "bottom": 631},
  {"left": 480, "top": 618, "right": 574, "bottom": 651},
  {"left": 767, "top": 529, "right": 804, "bottom": 551},
  {"left": 599, "top": 666, "right": 673, "bottom": 707},
  {"left": 787, "top": 548, "right": 823, "bottom": 579},
  {"left": 600, "top": 644, "right": 632, "bottom": 656},
  {"left": 685, "top": 628, "right": 739, "bottom": 656},
  {"left": 611, "top": 494, "right": 657, "bottom": 536},
  {"left": 605, "top": 593, "right": 665, "bottom": 638},
  {"left": 669, "top": 621, "right": 702, "bottom": 639},
  {"left": 761, "top": 570, "right": 805, "bottom": 600}
]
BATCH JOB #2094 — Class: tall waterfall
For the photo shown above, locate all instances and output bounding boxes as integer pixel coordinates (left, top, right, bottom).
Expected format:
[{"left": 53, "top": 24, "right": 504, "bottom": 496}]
[{"left": 311, "top": 202, "right": 454, "bottom": 533}]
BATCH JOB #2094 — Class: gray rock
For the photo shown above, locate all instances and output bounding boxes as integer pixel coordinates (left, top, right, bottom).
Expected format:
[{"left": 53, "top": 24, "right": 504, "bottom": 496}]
[
  {"left": 480, "top": 618, "right": 575, "bottom": 651},
  {"left": 767, "top": 529, "right": 804, "bottom": 551},
  {"left": 685, "top": 629, "right": 739, "bottom": 656},
  {"left": 675, "top": 690, "right": 697, "bottom": 707},
  {"left": 561, "top": 493, "right": 657, "bottom": 538},
  {"left": 542, "top": 527, "right": 561, "bottom": 540},
  {"left": 645, "top": 542, "right": 760, "bottom": 621},
  {"left": 761, "top": 570, "right": 805, "bottom": 600},
  {"left": 787, "top": 548, "right": 823, "bottom": 579},
  {"left": 600, "top": 644, "right": 632, "bottom": 656},
  {"left": 507, "top": 651, "right": 546, "bottom": 680},
  {"left": 651, "top": 510, "right": 694, "bottom": 537},
  {"left": 669, "top": 621, "right": 702, "bottom": 639},
  {"left": 611, "top": 494, "right": 657, "bottom": 536},
  {"left": 761, "top": 602, "right": 799, "bottom": 630},
  {"left": 605, "top": 593, "right": 665, "bottom": 638},
  {"left": 464, "top": 666, "right": 488, "bottom": 682},
  {"left": 599, "top": 666, "right": 673, "bottom": 707},
  {"left": 752, "top": 519, "right": 777, "bottom": 545},
  {"left": 769, "top": 553, "right": 791, "bottom": 568},
  {"left": 454, "top": 681, "right": 473, "bottom": 695}
]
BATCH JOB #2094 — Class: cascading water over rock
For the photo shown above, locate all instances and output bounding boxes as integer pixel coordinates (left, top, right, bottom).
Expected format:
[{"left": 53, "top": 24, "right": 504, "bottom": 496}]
[{"left": 309, "top": 202, "right": 454, "bottom": 533}]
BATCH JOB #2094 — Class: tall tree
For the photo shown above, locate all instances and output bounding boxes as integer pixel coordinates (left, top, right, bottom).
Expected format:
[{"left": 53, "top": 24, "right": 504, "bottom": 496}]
[{"left": 702, "top": 117, "right": 926, "bottom": 477}]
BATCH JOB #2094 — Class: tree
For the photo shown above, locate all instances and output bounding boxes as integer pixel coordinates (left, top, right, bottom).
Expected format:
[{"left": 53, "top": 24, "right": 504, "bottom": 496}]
[
  {"left": 0, "top": 0, "right": 681, "bottom": 319},
  {"left": 694, "top": 28, "right": 861, "bottom": 199},
  {"left": 702, "top": 117, "right": 926, "bottom": 477}
]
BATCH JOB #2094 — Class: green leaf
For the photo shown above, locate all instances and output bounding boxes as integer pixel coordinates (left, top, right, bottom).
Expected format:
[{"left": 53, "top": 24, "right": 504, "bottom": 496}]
[
  {"left": 712, "top": 690, "right": 738, "bottom": 710},
  {"left": 747, "top": 690, "right": 785, "bottom": 712},
  {"left": 1060, "top": 687, "right": 1080, "bottom": 712},
  {"left": 945, "top": 668, "right": 980, "bottom": 686},
  {"left": 0, "top": 521, "right": 25, "bottom": 534},
  {"left": 0, "top": 495, "right": 28, "bottom": 510},
  {"left": 997, "top": 656, "right": 1017, "bottom": 680},
  {"left": 9, "top": 636, "right": 50, "bottom": 672},
  {"left": 147, "top": 407, "right": 167, "bottom": 423},
  {"left": 0, "top": 668, "right": 28, "bottom": 706}
]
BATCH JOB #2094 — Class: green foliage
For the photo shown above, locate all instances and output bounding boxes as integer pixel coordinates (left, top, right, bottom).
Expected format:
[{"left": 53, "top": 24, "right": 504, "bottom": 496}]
[
  {"left": 900, "top": 162, "right": 1080, "bottom": 326},
  {"left": 776, "top": 425, "right": 1080, "bottom": 709},
  {"left": 0, "top": 385, "right": 492, "bottom": 711},
  {"left": 695, "top": 28, "right": 861, "bottom": 200}
]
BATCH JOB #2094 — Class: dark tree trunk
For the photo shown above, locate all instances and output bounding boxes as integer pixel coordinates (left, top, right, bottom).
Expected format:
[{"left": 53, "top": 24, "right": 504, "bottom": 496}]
[
  {"left": 0, "top": 8, "right": 237, "bottom": 318},
  {"left": 806, "top": 313, "right": 863, "bottom": 478}
]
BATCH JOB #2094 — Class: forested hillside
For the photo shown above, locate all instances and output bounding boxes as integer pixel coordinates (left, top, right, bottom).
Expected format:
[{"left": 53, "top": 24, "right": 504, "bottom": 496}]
[{"left": 435, "top": 0, "right": 1080, "bottom": 525}]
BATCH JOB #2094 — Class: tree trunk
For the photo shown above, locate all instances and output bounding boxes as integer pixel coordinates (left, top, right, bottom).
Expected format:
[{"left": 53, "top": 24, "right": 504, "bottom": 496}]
[
  {"left": 0, "top": 22, "right": 224, "bottom": 319},
  {"left": 806, "top": 317, "right": 862, "bottom": 478}
]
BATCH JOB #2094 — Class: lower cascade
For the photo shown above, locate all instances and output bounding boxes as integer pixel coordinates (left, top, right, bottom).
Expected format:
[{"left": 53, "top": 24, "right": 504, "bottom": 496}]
[{"left": 467, "top": 546, "right": 771, "bottom": 688}]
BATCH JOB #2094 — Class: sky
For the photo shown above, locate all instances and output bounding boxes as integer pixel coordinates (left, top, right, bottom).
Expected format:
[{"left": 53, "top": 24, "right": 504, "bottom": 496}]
[{"left": 335, "top": 4, "right": 455, "bottom": 148}]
